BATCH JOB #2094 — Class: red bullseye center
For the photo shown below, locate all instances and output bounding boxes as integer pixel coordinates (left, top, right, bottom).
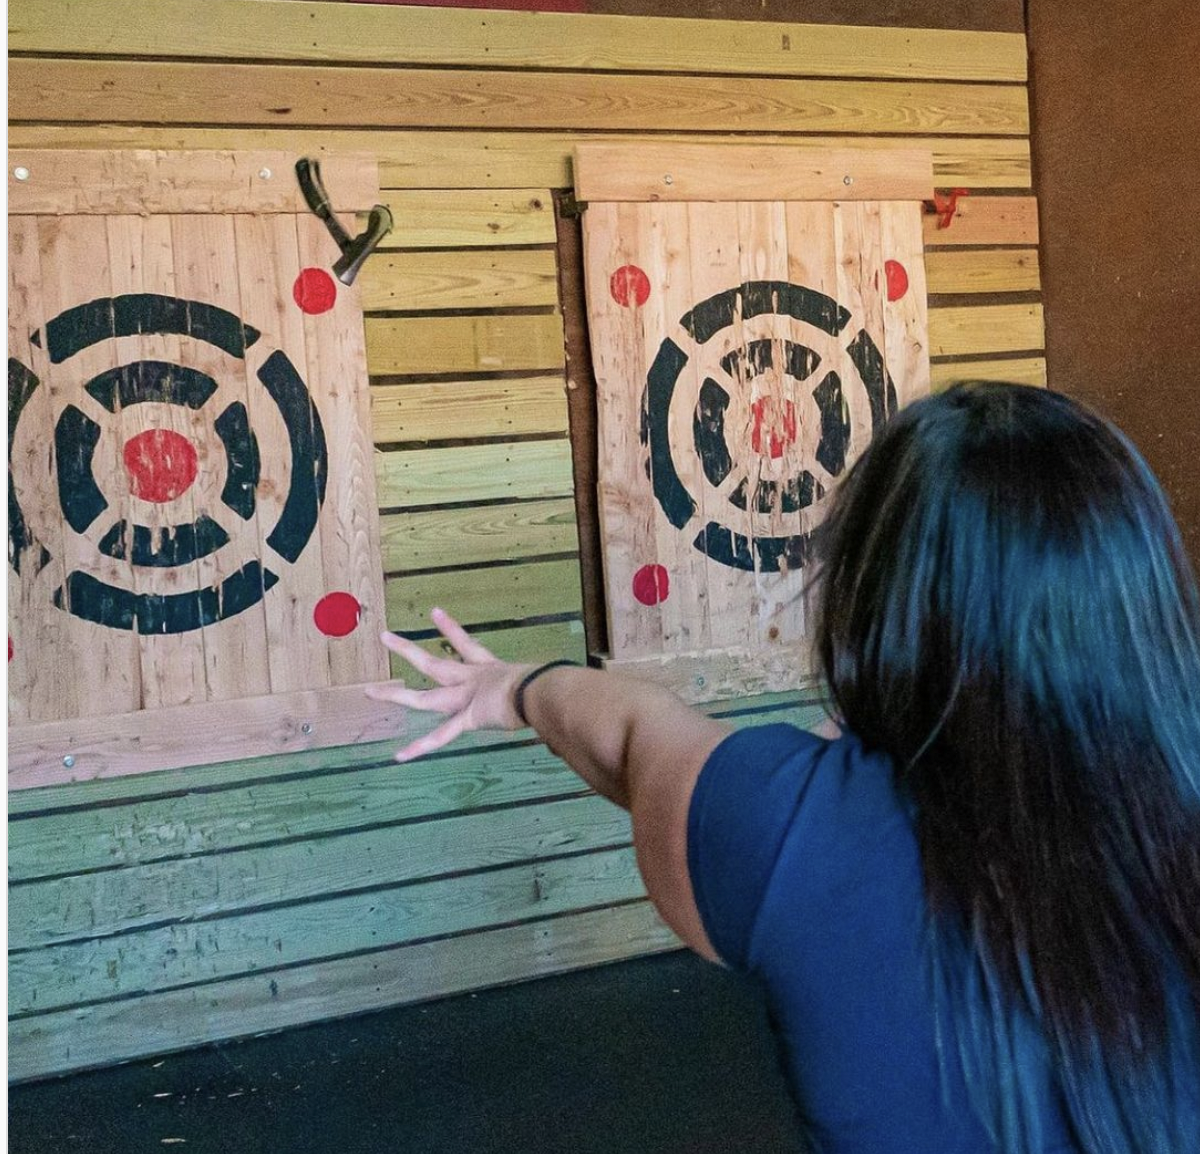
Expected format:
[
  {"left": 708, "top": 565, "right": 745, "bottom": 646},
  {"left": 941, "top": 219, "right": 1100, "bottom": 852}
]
[
  {"left": 123, "top": 429, "right": 199, "bottom": 503},
  {"left": 314, "top": 591, "right": 362, "bottom": 637},
  {"left": 750, "top": 397, "right": 797, "bottom": 460}
]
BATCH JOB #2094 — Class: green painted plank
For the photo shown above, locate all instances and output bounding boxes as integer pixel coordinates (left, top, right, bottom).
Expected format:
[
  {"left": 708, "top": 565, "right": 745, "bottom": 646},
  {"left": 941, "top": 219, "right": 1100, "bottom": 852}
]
[
  {"left": 11, "top": 795, "right": 631, "bottom": 948},
  {"left": 9, "top": 846, "right": 644, "bottom": 1015},
  {"left": 8, "top": 900, "right": 679, "bottom": 1083},
  {"left": 375, "top": 440, "right": 574, "bottom": 509},
  {"left": 399, "top": 618, "right": 588, "bottom": 682},
  {"left": 386, "top": 559, "right": 583, "bottom": 633},
  {"left": 9, "top": 679, "right": 819, "bottom": 882}
]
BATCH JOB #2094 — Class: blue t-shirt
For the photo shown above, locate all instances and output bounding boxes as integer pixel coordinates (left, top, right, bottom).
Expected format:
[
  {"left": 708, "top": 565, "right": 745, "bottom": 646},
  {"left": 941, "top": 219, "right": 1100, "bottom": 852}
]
[{"left": 687, "top": 724, "right": 1079, "bottom": 1154}]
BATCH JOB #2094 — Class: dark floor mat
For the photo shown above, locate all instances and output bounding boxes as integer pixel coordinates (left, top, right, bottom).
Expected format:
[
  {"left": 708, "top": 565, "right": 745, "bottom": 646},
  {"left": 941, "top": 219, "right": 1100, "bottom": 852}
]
[{"left": 9, "top": 950, "right": 807, "bottom": 1154}]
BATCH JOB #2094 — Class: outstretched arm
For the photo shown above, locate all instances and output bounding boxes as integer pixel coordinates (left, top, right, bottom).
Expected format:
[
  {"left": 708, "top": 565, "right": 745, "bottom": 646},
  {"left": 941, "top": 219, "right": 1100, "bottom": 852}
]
[{"left": 365, "top": 607, "right": 730, "bottom": 960}]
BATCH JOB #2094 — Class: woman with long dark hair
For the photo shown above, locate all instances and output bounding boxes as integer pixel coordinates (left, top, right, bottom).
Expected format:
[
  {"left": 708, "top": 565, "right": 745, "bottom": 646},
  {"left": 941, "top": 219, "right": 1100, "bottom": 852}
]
[{"left": 367, "top": 383, "right": 1200, "bottom": 1153}]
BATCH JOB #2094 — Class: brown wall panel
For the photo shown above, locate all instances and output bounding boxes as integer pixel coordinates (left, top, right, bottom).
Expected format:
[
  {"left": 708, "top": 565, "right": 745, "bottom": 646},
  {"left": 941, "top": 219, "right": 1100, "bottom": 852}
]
[{"left": 1028, "top": 0, "right": 1200, "bottom": 561}]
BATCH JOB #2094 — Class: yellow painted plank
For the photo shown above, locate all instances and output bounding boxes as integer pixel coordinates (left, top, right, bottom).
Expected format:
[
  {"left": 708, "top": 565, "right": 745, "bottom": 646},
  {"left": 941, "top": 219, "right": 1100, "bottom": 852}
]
[
  {"left": 931, "top": 357, "right": 1047, "bottom": 390},
  {"left": 371, "top": 376, "right": 568, "bottom": 443},
  {"left": 922, "top": 195, "right": 1038, "bottom": 246},
  {"left": 375, "top": 440, "right": 575, "bottom": 508},
  {"left": 9, "top": 1, "right": 1029, "bottom": 81},
  {"left": 381, "top": 498, "right": 578, "bottom": 572},
  {"left": 925, "top": 248, "right": 1041, "bottom": 294},
  {"left": 386, "top": 558, "right": 583, "bottom": 632},
  {"left": 8, "top": 901, "right": 677, "bottom": 1082},
  {"left": 366, "top": 313, "right": 564, "bottom": 376},
  {"left": 928, "top": 303, "right": 1044, "bottom": 357},
  {"left": 9, "top": 59, "right": 1030, "bottom": 136},
  {"left": 7, "top": 127, "right": 1035, "bottom": 189},
  {"left": 360, "top": 249, "right": 559, "bottom": 312},
  {"left": 376, "top": 189, "right": 556, "bottom": 248}
]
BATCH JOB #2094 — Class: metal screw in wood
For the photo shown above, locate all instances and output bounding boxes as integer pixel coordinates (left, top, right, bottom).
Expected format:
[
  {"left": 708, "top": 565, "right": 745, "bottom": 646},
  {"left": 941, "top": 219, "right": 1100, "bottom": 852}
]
[
  {"left": 13, "top": 166, "right": 30, "bottom": 181},
  {"left": 62, "top": 754, "right": 75, "bottom": 768},
  {"left": 843, "top": 175, "right": 854, "bottom": 185},
  {"left": 301, "top": 722, "right": 314, "bottom": 736},
  {"left": 258, "top": 167, "right": 272, "bottom": 180}
]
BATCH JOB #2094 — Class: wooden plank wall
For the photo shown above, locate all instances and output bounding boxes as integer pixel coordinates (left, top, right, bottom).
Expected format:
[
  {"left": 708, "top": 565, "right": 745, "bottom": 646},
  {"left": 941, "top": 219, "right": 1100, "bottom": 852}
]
[{"left": 6, "top": 0, "right": 1042, "bottom": 1079}]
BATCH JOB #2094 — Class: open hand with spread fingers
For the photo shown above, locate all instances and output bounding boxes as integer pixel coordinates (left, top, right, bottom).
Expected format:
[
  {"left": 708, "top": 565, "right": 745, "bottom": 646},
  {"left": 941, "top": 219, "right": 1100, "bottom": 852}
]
[{"left": 363, "top": 607, "right": 536, "bottom": 762}]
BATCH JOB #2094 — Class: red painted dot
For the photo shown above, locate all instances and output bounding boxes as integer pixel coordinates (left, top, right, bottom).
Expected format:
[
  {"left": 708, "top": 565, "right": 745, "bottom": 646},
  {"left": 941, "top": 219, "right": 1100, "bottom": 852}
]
[
  {"left": 293, "top": 267, "right": 338, "bottom": 315},
  {"left": 750, "top": 396, "right": 798, "bottom": 460},
  {"left": 885, "top": 259, "right": 910, "bottom": 302},
  {"left": 610, "top": 265, "right": 651, "bottom": 308},
  {"left": 123, "top": 429, "right": 198, "bottom": 503},
  {"left": 314, "top": 591, "right": 362, "bottom": 637},
  {"left": 632, "top": 564, "right": 670, "bottom": 606}
]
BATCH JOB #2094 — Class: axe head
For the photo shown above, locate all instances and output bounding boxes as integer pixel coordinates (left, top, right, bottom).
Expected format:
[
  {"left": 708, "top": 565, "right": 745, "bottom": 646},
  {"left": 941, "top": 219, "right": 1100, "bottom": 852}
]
[{"left": 333, "top": 205, "right": 395, "bottom": 286}]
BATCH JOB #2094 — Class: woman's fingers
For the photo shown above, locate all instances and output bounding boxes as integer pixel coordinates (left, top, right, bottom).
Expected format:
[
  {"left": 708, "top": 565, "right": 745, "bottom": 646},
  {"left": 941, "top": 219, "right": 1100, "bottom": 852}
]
[
  {"left": 379, "top": 630, "right": 465, "bottom": 684},
  {"left": 394, "top": 712, "right": 469, "bottom": 763},
  {"left": 431, "top": 607, "right": 497, "bottom": 665},
  {"left": 364, "top": 681, "right": 465, "bottom": 715}
]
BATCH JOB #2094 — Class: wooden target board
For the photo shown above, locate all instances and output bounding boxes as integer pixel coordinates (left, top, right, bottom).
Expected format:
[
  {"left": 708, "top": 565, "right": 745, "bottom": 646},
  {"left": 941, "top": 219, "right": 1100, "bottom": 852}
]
[
  {"left": 577, "top": 144, "right": 934, "bottom": 698},
  {"left": 7, "top": 150, "right": 399, "bottom": 786}
]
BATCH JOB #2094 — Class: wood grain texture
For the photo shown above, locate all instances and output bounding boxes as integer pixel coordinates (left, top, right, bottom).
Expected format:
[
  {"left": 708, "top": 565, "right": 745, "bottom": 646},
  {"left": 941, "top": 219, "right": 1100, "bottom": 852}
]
[
  {"left": 9, "top": 846, "right": 646, "bottom": 1013},
  {"left": 366, "top": 313, "right": 565, "bottom": 376},
  {"left": 8, "top": 0, "right": 1029, "bottom": 81},
  {"left": 576, "top": 144, "right": 934, "bottom": 202},
  {"left": 8, "top": 127, "right": 1036, "bottom": 190},
  {"left": 928, "top": 303, "right": 1045, "bottom": 356},
  {"left": 385, "top": 558, "right": 583, "bottom": 632},
  {"left": 375, "top": 189, "right": 556, "bottom": 249},
  {"left": 930, "top": 356, "right": 1047, "bottom": 389},
  {"left": 924, "top": 248, "right": 1040, "bottom": 294},
  {"left": 10, "top": 794, "right": 633, "bottom": 948},
  {"left": 381, "top": 498, "right": 578, "bottom": 572},
  {"left": 8, "top": 683, "right": 406, "bottom": 790},
  {"left": 8, "top": 58, "right": 1031, "bottom": 137},
  {"left": 360, "top": 249, "right": 559, "bottom": 312},
  {"left": 371, "top": 376, "right": 569, "bottom": 443},
  {"left": 7, "top": 149, "right": 378, "bottom": 215},
  {"left": 375, "top": 440, "right": 575, "bottom": 508},
  {"left": 922, "top": 195, "right": 1039, "bottom": 246},
  {"left": 7, "top": 901, "right": 678, "bottom": 1082},
  {"left": 604, "top": 644, "right": 820, "bottom": 703}
]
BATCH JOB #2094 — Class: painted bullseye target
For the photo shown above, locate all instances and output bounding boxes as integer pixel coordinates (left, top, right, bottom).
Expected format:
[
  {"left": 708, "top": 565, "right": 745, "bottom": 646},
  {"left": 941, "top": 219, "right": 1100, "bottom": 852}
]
[
  {"left": 640, "top": 279, "right": 898, "bottom": 574},
  {"left": 8, "top": 293, "right": 328, "bottom": 634}
]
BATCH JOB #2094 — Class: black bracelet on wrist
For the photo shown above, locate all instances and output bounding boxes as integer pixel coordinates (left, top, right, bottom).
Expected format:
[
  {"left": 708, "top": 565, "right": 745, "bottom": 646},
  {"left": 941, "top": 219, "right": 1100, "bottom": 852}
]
[{"left": 514, "top": 660, "right": 579, "bottom": 726}]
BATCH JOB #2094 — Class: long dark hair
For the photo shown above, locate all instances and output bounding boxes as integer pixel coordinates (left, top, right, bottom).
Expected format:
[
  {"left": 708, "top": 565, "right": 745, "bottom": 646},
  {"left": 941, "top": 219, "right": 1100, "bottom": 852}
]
[{"left": 814, "top": 383, "right": 1200, "bottom": 1153}]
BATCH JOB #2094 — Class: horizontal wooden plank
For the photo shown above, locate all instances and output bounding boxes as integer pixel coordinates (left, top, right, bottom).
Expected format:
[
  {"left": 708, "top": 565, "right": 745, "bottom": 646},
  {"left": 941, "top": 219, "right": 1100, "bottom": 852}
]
[
  {"left": 381, "top": 498, "right": 578, "bottom": 572},
  {"left": 6, "top": 148, "right": 378, "bottom": 214},
  {"left": 375, "top": 439, "right": 574, "bottom": 508},
  {"left": 386, "top": 558, "right": 583, "bottom": 632},
  {"left": 366, "top": 313, "right": 565, "bottom": 376},
  {"left": 8, "top": 59, "right": 1031, "bottom": 137},
  {"left": 403, "top": 619, "right": 588, "bottom": 683},
  {"left": 8, "top": 900, "right": 678, "bottom": 1082},
  {"left": 922, "top": 195, "right": 1038, "bottom": 245},
  {"left": 7, "top": 127, "right": 1035, "bottom": 190},
  {"left": 9, "top": 846, "right": 645, "bottom": 1013},
  {"left": 7, "top": 683, "right": 402, "bottom": 792},
  {"left": 575, "top": 144, "right": 933, "bottom": 202},
  {"left": 604, "top": 644, "right": 820, "bottom": 705},
  {"left": 360, "top": 249, "right": 559, "bottom": 312},
  {"left": 8, "top": 1, "right": 1028, "bottom": 81},
  {"left": 10, "top": 795, "right": 633, "bottom": 948},
  {"left": 931, "top": 357, "right": 1047, "bottom": 390},
  {"left": 928, "top": 303, "right": 1044, "bottom": 357},
  {"left": 924, "top": 248, "right": 1040, "bottom": 294},
  {"left": 9, "top": 740, "right": 590, "bottom": 882},
  {"left": 7, "top": 682, "right": 818, "bottom": 882},
  {"left": 371, "top": 376, "right": 568, "bottom": 443},
  {"left": 376, "top": 189, "right": 556, "bottom": 249}
]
